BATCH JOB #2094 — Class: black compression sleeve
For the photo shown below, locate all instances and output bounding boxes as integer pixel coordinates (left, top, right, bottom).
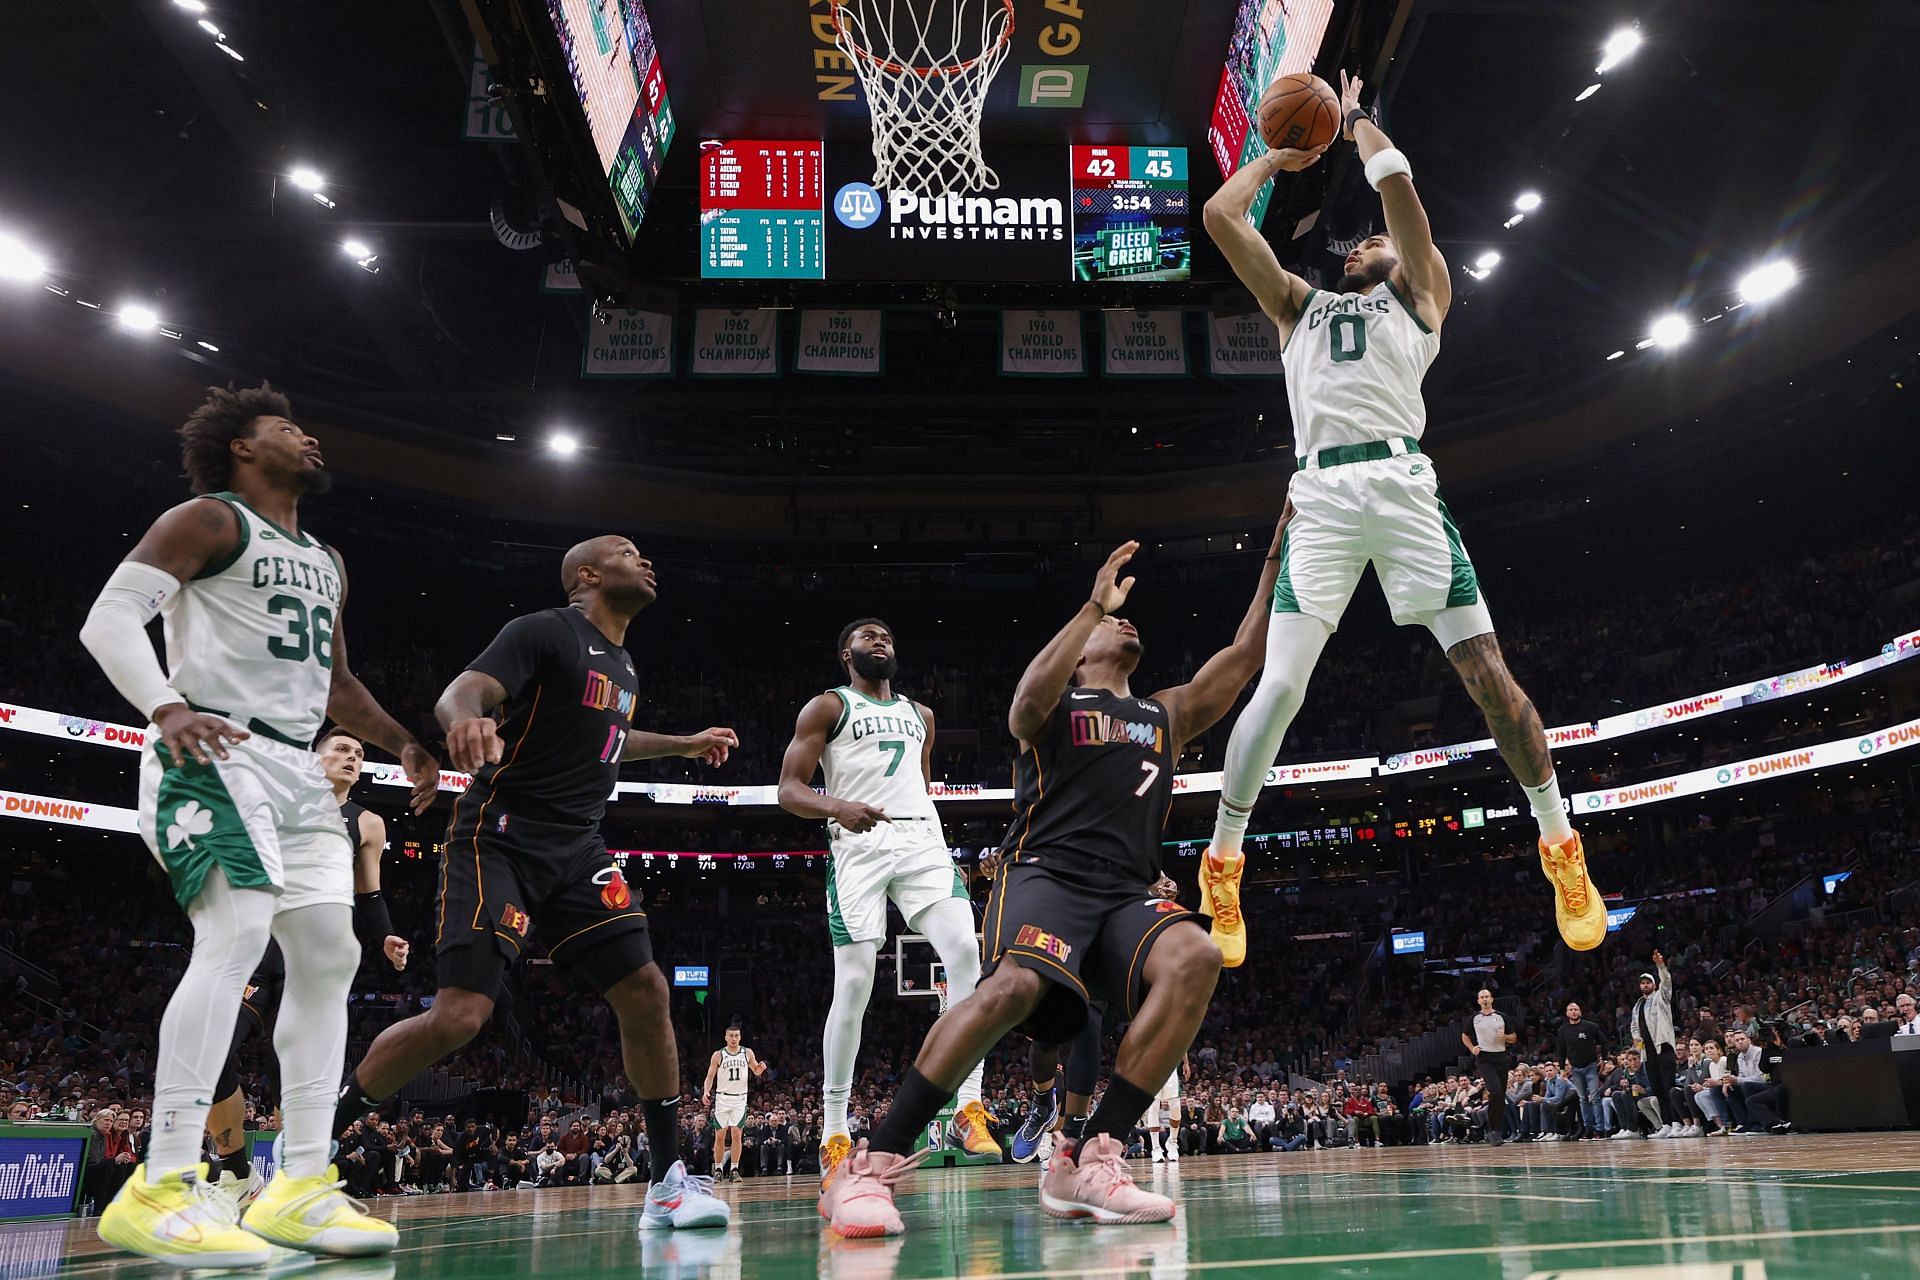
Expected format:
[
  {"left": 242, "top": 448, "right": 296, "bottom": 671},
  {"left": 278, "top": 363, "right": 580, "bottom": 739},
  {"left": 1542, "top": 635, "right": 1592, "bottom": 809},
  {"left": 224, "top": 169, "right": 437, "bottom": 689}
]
[{"left": 354, "top": 891, "right": 394, "bottom": 948}]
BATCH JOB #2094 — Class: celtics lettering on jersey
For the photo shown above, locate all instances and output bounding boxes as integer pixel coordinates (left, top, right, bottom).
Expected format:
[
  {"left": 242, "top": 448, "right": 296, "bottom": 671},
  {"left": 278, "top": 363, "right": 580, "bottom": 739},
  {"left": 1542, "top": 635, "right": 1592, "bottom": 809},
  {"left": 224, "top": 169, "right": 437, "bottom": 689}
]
[
  {"left": 161, "top": 494, "right": 339, "bottom": 744},
  {"left": 820, "top": 688, "right": 938, "bottom": 828},
  {"left": 1282, "top": 281, "right": 1442, "bottom": 458}
]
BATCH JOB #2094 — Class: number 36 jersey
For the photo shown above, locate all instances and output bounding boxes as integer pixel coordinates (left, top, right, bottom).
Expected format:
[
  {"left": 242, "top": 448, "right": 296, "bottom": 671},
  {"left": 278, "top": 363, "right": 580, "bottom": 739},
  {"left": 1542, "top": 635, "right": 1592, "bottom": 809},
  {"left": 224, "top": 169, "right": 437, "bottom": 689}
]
[
  {"left": 1281, "top": 281, "right": 1442, "bottom": 458},
  {"left": 998, "top": 687, "right": 1174, "bottom": 885},
  {"left": 162, "top": 492, "right": 341, "bottom": 746}
]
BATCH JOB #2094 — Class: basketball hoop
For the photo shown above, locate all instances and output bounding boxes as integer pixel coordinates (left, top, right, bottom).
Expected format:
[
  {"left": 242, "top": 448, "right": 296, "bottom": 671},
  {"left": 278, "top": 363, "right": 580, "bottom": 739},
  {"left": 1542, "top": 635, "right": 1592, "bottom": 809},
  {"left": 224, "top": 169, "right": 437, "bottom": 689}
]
[
  {"left": 829, "top": 0, "right": 1015, "bottom": 198},
  {"left": 934, "top": 979, "right": 950, "bottom": 1013}
]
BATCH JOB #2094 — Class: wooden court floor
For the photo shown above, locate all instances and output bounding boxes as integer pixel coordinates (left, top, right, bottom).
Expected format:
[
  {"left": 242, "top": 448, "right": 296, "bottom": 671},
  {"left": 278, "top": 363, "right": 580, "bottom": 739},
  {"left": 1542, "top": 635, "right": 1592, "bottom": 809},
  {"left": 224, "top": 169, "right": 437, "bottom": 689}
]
[{"left": 13, "top": 1133, "right": 1920, "bottom": 1279}]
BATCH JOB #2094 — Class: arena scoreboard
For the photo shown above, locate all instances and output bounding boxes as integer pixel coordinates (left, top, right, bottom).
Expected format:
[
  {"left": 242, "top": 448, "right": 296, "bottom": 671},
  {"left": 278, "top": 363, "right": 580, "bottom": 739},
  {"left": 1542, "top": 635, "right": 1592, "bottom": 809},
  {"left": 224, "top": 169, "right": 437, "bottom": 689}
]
[
  {"left": 1207, "top": 0, "right": 1335, "bottom": 226},
  {"left": 699, "top": 140, "right": 1191, "bottom": 282},
  {"left": 542, "top": 0, "right": 676, "bottom": 242}
]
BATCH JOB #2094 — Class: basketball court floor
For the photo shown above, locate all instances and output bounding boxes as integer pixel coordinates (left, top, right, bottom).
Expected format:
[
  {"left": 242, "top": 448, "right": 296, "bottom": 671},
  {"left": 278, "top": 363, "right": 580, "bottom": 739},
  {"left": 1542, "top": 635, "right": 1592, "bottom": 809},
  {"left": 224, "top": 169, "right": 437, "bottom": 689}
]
[{"left": 14, "top": 1135, "right": 1920, "bottom": 1279}]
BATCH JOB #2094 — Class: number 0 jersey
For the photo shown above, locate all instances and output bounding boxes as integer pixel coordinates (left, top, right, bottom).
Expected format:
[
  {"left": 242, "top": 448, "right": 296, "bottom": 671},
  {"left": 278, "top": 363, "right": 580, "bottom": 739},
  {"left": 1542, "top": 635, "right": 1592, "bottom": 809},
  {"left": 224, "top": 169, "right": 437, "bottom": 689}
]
[
  {"left": 998, "top": 686, "right": 1174, "bottom": 885},
  {"left": 162, "top": 492, "right": 341, "bottom": 746},
  {"left": 1282, "top": 281, "right": 1442, "bottom": 458},
  {"left": 819, "top": 686, "right": 940, "bottom": 828}
]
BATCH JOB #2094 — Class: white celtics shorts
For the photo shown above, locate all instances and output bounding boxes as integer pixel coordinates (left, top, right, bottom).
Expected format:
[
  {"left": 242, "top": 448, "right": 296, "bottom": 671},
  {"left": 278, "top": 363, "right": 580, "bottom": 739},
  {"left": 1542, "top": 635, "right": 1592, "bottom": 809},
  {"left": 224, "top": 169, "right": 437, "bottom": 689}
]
[
  {"left": 1276, "top": 441, "right": 1495, "bottom": 650},
  {"left": 714, "top": 1097, "right": 747, "bottom": 1130},
  {"left": 1140, "top": 1072, "right": 1182, "bottom": 1129},
  {"left": 138, "top": 730, "right": 352, "bottom": 913},
  {"left": 825, "top": 819, "right": 969, "bottom": 947}
]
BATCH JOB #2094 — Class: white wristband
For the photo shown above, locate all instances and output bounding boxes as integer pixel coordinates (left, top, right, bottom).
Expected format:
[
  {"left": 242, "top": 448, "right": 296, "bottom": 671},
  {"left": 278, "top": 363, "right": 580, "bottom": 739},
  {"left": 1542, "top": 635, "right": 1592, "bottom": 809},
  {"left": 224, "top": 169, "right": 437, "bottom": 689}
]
[
  {"left": 1364, "top": 148, "right": 1412, "bottom": 191},
  {"left": 79, "top": 561, "right": 183, "bottom": 722}
]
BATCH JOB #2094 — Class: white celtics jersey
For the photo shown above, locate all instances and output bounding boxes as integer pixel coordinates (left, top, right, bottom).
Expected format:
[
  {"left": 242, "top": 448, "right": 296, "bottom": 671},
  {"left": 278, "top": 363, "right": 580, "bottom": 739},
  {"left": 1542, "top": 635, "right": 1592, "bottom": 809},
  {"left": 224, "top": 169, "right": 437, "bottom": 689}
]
[
  {"left": 819, "top": 687, "right": 939, "bottom": 826},
  {"left": 1282, "top": 281, "right": 1442, "bottom": 457},
  {"left": 162, "top": 493, "right": 340, "bottom": 745},
  {"left": 717, "top": 1047, "right": 751, "bottom": 1098}
]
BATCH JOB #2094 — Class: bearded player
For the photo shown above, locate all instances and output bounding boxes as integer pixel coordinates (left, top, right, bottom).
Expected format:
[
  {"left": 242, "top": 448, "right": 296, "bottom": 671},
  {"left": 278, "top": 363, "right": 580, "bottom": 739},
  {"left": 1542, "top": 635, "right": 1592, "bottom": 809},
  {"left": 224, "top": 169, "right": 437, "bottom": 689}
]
[
  {"left": 777, "top": 619, "right": 998, "bottom": 1179},
  {"left": 1198, "top": 71, "right": 1605, "bottom": 961}
]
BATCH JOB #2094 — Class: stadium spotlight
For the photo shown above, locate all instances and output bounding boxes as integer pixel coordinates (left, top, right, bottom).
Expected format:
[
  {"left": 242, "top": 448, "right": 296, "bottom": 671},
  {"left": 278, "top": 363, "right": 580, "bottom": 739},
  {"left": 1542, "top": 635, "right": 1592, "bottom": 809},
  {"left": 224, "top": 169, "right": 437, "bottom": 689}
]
[
  {"left": 341, "top": 238, "right": 373, "bottom": 259},
  {"left": 0, "top": 232, "right": 48, "bottom": 284},
  {"left": 1503, "top": 213, "right": 1526, "bottom": 229},
  {"left": 117, "top": 303, "right": 161, "bottom": 334},
  {"left": 1596, "top": 27, "right": 1642, "bottom": 74},
  {"left": 195, "top": 18, "right": 222, "bottom": 37},
  {"left": 288, "top": 166, "right": 326, "bottom": 193},
  {"left": 196, "top": 340, "right": 221, "bottom": 352},
  {"left": 1738, "top": 260, "right": 1799, "bottom": 306},
  {"left": 217, "top": 43, "right": 245, "bottom": 61},
  {"left": 548, "top": 432, "right": 579, "bottom": 455},
  {"left": 1606, "top": 350, "right": 1625, "bottom": 361},
  {"left": 1574, "top": 84, "right": 1601, "bottom": 102},
  {"left": 173, "top": 0, "right": 208, "bottom": 10},
  {"left": 1475, "top": 250, "right": 1502, "bottom": 271},
  {"left": 1514, "top": 192, "right": 1542, "bottom": 213},
  {"left": 1649, "top": 314, "right": 1690, "bottom": 348}
]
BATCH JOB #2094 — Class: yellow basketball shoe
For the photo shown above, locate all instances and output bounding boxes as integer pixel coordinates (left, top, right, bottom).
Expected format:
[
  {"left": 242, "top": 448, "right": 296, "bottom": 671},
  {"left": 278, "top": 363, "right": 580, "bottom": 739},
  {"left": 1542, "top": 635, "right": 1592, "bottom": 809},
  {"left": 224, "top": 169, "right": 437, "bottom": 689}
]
[
  {"left": 1539, "top": 832, "right": 1607, "bottom": 952},
  {"left": 97, "top": 1163, "right": 272, "bottom": 1270},
  {"left": 241, "top": 1164, "right": 397, "bottom": 1256},
  {"left": 949, "top": 1101, "right": 1003, "bottom": 1158},
  {"left": 1198, "top": 845, "right": 1248, "bottom": 967},
  {"left": 820, "top": 1133, "right": 854, "bottom": 1189}
]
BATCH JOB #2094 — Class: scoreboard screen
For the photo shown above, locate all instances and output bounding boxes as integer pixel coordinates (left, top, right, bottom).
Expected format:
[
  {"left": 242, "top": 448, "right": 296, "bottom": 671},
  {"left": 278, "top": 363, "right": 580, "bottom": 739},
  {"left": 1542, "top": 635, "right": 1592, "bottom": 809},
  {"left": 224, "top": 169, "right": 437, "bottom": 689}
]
[
  {"left": 543, "top": 0, "right": 676, "bottom": 242},
  {"left": 1207, "top": 0, "right": 1335, "bottom": 226},
  {"left": 700, "top": 140, "right": 1190, "bottom": 282}
]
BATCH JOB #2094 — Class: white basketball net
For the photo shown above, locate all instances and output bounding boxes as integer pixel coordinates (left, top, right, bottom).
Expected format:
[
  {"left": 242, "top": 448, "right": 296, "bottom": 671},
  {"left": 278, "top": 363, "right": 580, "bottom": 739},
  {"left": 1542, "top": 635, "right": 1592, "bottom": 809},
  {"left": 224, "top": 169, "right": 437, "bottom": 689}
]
[{"left": 830, "top": 0, "right": 1015, "bottom": 198}]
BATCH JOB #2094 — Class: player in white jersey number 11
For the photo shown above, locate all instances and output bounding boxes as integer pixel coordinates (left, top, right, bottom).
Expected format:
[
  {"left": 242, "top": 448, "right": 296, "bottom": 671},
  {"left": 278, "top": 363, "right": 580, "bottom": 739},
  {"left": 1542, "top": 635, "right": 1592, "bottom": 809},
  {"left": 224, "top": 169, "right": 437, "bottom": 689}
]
[
  {"left": 702, "top": 1026, "right": 769, "bottom": 1182},
  {"left": 79, "top": 384, "right": 440, "bottom": 1268},
  {"left": 1199, "top": 70, "right": 1606, "bottom": 960},
  {"left": 777, "top": 618, "right": 1000, "bottom": 1181}
]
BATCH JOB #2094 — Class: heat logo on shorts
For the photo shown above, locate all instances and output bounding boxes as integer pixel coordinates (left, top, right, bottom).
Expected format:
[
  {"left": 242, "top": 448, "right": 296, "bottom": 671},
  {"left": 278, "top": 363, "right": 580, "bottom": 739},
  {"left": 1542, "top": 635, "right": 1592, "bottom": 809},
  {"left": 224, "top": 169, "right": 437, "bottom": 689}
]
[
  {"left": 500, "top": 904, "right": 530, "bottom": 937},
  {"left": 1145, "top": 899, "right": 1185, "bottom": 914},
  {"left": 600, "top": 866, "right": 633, "bottom": 910},
  {"left": 1067, "top": 709, "right": 1164, "bottom": 753},
  {"left": 1014, "top": 925, "right": 1072, "bottom": 962}
]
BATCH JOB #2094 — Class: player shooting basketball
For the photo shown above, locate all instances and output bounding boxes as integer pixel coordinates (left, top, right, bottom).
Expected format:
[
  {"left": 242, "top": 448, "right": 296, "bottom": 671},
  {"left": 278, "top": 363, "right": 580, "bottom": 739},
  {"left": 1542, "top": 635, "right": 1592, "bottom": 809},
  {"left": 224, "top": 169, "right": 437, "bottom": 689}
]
[{"left": 1198, "top": 70, "right": 1606, "bottom": 962}]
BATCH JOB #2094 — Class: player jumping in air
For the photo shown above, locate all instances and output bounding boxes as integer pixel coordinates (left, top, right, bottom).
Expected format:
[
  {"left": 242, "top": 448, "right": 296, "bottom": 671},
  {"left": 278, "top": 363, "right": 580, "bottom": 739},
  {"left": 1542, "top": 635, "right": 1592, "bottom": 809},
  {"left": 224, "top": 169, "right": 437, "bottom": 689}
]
[
  {"left": 702, "top": 1025, "right": 769, "bottom": 1181},
  {"left": 778, "top": 619, "right": 999, "bottom": 1182},
  {"left": 820, "top": 515, "right": 1289, "bottom": 1237},
  {"left": 328, "top": 536, "right": 738, "bottom": 1233},
  {"left": 1199, "top": 71, "right": 1605, "bottom": 962},
  {"left": 80, "top": 384, "right": 440, "bottom": 1267}
]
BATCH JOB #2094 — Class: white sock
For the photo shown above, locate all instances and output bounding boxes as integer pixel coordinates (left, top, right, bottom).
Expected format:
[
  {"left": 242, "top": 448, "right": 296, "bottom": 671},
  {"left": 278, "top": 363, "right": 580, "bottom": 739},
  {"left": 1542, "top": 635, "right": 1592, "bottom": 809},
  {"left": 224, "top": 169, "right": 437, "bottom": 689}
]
[
  {"left": 1525, "top": 773, "right": 1575, "bottom": 844},
  {"left": 271, "top": 902, "right": 359, "bottom": 1179},
  {"left": 148, "top": 870, "right": 276, "bottom": 1181},
  {"left": 822, "top": 942, "right": 877, "bottom": 1139},
  {"left": 1210, "top": 615, "right": 1334, "bottom": 859},
  {"left": 915, "top": 899, "right": 986, "bottom": 1108}
]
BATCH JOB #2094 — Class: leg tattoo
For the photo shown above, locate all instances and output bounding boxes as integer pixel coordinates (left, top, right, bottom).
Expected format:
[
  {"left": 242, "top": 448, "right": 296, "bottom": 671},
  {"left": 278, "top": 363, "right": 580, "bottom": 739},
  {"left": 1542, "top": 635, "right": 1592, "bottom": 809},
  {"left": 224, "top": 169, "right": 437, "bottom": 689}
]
[{"left": 1446, "top": 634, "right": 1553, "bottom": 788}]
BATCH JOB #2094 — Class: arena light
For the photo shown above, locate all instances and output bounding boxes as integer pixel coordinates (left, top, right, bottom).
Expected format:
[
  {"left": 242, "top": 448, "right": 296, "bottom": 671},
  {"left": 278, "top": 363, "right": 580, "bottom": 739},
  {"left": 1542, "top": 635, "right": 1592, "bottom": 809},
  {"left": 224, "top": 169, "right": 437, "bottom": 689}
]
[
  {"left": 1574, "top": 84, "right": 1601, "bottom": 102},
  {"left": 341, "top": 238, "right": 373, "bottom": 259},
  {"left": 1514, "top": 192, "right": 1542, "bottom": 213},
  {"left": 1503, "top": 213, "right": 1526, "bottom": 229},
  {"left": 1596, "top": 27, "right": 1642, "bottom": 74},
  {"left": 288, "top": 166, "right": 326, "bottom": 193},
  {"left": 1738, "top": 260, "right": 1799, "bottom": 306},
  {"left": 548, "top": 432, "right": 579, "bottom": 455},
  {"left": 195, "top": 18, "right": 222, "bottom": 37},
  {"left": 216, "top": 43, "right": 245, "bottom": 62},
  {"left": 1606, "top": 350, "right": 1625, "bottom": 361},
  {"left": 1649, "top": 314, "right": 1691, "bottom": 348},
  {"left": 172, "top": 0, "right": 207, "bottom": 9},
  {"left": 116, "top": 303, "right": 161, "bottom": 334},
  {"left": 1474, "top": 250, "right": 1501, "bottom": 271},
  {"left": 0, "top": 232, "right": 48, "bottom": 284},
  {"left": 196, "top": 340, "right": 221, "bottom": 352}
]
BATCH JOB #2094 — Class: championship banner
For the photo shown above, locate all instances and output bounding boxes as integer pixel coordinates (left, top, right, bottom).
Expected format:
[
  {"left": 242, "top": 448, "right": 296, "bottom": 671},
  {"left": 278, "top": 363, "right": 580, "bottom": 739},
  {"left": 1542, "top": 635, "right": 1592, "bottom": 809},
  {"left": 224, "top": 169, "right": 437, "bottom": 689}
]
[
  {"left": 541, "top": 259, "right": 584, "bottom": 293},
  {"left": 1102, "top": 310, "right": 1188, "bottom": 376},
  {"left": 1573, "top": 716, "right": 1920, "bottom": 814},
  {"left": 582, "top": 290, "right": 675, "bottom": 378},
  {"left": 1207, "top": 309, "right": 1285, "bottom": 377},
  {"left": 795, "top": 309, "right": 883, "bottom": 375},
  {"left": 688, "top": 309, "right": 780, "bottom": 377},
  {"left": 0, "top": 790, "right": 138, "bottom": 834},
  {"left": 1000, "top": 311, "right": 1085, "bottom": 376}
]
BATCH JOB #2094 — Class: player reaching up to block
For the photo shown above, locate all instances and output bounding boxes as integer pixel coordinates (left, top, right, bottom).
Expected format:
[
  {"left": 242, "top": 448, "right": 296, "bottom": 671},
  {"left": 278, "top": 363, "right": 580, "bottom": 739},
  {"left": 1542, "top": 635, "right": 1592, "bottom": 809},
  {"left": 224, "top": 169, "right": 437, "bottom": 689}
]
[
  {"left": 820, "top": 516, "right": 1288, "bottom": 1238},
  {"left": 79, "top": 384, "right": 440, "bottom": 1267},
  {"left": 1198, "top": 70, "right": 1605, "bottom": 961},
  {"left": 778, "top": 619, "right": 998, "bottom": 1181}
]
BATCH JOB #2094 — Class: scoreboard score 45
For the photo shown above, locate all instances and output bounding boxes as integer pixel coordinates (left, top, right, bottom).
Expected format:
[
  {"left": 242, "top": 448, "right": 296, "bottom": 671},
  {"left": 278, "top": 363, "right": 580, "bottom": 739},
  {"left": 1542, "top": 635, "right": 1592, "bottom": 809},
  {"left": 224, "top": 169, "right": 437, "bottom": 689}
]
[{"left": 1070, "top": 145, "right": 1190, "bottom": 282}]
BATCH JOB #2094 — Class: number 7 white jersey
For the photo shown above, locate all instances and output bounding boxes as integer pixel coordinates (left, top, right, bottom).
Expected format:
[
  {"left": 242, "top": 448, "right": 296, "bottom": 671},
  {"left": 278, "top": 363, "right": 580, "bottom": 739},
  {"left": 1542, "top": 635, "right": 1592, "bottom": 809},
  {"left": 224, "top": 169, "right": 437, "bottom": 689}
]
[
  {"left": 1281, "top": 282, "right": 1441, "bottom": 458},
  {"left": 818, "top": 687, "right": 940, "bottom": 826}
]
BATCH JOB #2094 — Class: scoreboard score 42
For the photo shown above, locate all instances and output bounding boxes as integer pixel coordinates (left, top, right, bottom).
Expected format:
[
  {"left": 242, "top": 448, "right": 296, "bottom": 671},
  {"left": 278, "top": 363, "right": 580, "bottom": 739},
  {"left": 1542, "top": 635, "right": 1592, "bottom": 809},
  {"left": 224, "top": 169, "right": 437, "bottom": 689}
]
[{"left": 1070, "top": 145, "right": 1191, "bottom": 282}]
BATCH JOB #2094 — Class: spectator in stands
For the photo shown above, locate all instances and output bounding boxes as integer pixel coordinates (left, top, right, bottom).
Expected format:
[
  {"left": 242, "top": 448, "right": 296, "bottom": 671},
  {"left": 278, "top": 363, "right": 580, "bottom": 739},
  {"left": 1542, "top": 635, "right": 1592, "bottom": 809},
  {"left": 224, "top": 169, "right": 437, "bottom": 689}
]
[
  {"left": 1534, "top": 1062, "right": 1576, "bottom": 1141},
  {"left": 1606, "top": 1049, "right": 1660, "bottom": 1138},
  {"left": 557, "top": 1118, "right": 592, "bottom": 1184},
  {"left": 594, "top": 1134, "right": 639, "bottom": 1184},
  {"left": 1894, "top": 994, "right": 1920, "bottom": 1036},
  {"left": 1630, "top": 952, "right": 1681, "bottom": 1138},
  {"left": 536, "top": 1141, "right": 565, "bottom": 1187},
  {"left": 1246, "top": 1091, "right": 1276, "bottom": 1148},
  {"left": 1726, "top": 1029, "right": 1768, "bottom": 1132},
  {"left": 500, "top": 1133, "right": 533, "bottom": 1188},
  {"left": 1342, "top": 1086, "right": 1381, "bottom": 1148},
  {"left": 1743, "top": 1024, "right": 1792, "bottom": 1133},
  {"left": 455, "top": 1119, "right": 494, "bottom": 1191},
  {"left": 419, "top": 1125, "right": 454, "bottom": 1192},
  {"left": 1555, "top": 1001, "right": 1606, "bottom": 1140}
]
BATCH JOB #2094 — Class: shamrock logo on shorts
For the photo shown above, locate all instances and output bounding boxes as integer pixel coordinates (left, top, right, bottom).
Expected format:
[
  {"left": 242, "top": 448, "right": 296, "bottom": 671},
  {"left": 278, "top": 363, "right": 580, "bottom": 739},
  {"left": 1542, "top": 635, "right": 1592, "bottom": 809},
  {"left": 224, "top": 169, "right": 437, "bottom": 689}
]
[{"left": 167, "top": 801, "right": 214, "bottom": 850}]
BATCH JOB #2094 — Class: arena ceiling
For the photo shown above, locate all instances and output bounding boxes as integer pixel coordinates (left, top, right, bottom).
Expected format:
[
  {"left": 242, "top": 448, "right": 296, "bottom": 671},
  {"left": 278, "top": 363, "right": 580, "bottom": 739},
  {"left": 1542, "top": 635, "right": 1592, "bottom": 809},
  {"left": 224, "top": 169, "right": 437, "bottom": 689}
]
[{"left": 3, "top": 0, "right": 1918, "bottom": 487}]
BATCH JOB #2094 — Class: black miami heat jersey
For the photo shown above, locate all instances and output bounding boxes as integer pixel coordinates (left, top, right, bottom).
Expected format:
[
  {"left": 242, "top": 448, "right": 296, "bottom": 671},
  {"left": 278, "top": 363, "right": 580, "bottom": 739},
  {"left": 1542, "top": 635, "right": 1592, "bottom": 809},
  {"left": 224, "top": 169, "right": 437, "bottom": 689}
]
[
  {"left": 459, "top": 607, "right": 639, "bottom": 825},
  {"left": 999, "top": 686, "right": 1175, "bottom": 884}
]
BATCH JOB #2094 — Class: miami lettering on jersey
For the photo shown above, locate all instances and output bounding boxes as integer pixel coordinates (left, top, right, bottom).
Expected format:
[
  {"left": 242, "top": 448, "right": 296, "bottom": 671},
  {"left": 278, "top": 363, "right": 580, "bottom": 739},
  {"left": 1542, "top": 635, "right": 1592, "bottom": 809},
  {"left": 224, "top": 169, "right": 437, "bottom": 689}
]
[
  {"left": 580, "top": 671, "right": 637, "bottom": 718},
  {"left": 849, "top": 711, "right": 926, "bottom": 744},
  {"left": 1068, "top": 708, "right": 1165, "bottom": 754},
  {"left": 249, "top": 556, "right": 342, "bottom": 602}
]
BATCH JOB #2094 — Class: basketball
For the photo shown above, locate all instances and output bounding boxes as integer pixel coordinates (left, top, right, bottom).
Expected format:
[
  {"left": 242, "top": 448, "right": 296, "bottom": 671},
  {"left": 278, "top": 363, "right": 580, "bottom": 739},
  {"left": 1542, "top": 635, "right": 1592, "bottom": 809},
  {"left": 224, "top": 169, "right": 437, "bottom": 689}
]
[{"left": 1258, "top": 72, "right": 1341, "bottom": 152}]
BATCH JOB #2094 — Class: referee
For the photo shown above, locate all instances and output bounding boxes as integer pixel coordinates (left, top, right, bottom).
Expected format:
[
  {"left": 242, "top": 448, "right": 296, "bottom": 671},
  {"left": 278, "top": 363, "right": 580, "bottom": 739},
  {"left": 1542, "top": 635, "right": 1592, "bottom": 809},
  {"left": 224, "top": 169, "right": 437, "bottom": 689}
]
[{"left": 1462, "top": 988, "right": 1517, "bottom": 1146}]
